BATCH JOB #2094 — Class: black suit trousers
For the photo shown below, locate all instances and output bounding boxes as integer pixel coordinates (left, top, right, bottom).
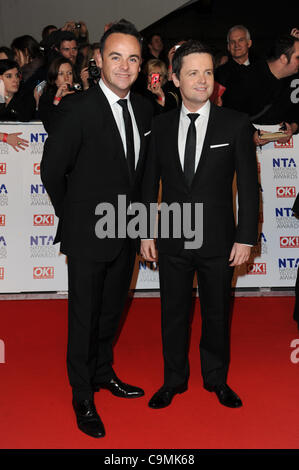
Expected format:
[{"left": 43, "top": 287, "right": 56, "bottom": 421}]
[
  {"left": 66, "top": 239, "right": 136, "bottom": 400},
  {"left": 158, "top": 250, "right": 234, "bottom": 388}
]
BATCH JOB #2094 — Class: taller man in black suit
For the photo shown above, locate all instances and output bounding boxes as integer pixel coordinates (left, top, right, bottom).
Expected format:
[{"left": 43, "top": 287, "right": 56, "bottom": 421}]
[
  {"left": 141, "top": 41, "right": 259, "bottom": 409},
  {"left": 41, "top": 21, "right": 153, "bottom": 438}
]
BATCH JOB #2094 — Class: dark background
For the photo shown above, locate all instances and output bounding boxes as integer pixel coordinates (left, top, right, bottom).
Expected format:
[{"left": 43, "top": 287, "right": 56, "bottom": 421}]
[{"left": 140, "top": 0, "right": 299, "bottom": 60}]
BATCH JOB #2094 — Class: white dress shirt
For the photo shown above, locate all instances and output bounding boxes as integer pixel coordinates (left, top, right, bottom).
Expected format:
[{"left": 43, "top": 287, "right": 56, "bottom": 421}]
[
  {"left": 99, "top": 79, "right": 140, "bottom": 168},
  {"left": 178, "top": 100, "right": 210, "bottom": 171}
]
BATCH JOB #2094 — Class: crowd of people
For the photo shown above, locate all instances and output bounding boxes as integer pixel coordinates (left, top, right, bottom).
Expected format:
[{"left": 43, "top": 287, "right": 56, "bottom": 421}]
[{"left": 0, "top": 20, "right": 298, "bottom": 151}]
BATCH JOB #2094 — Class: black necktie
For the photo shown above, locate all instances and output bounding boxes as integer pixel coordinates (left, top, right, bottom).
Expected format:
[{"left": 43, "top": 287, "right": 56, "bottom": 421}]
[
  {"left": 117, "top": 99, "right": 135, "bottom": 181},
  {"left": 184, "top": 113, "right": 199, "bottom": 187}
]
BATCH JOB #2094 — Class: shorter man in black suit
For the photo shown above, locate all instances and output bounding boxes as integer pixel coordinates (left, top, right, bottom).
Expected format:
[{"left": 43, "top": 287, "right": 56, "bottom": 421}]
[{"left": 141, "top": 41, "right": 259, "bottom": 410}]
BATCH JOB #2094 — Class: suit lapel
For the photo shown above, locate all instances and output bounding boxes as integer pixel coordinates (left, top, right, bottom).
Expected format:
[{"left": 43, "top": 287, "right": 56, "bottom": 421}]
[
  {"left": 170, "top": 108, "right": 186, "bottom": 182},
  {"left": 130, "top": 94, "right": 145, "bottom": 177},
  {"left": 191, "top": 102, "right": 217, "bottom": 189}
]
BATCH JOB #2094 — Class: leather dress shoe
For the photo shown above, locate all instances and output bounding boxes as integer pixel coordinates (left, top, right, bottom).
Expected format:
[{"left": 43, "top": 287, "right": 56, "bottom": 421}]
[
  {"left": 72, "top": 399, "right": 105, "bottom": 438},
  {"left": 204, "top": 383, "right": 242, "bottom": 408},
  {"left": 94, "top": 376, "right": 144, "bottom": 398},
  {"left": 148, "top": 384, "right": 187, "bottom": 409}
]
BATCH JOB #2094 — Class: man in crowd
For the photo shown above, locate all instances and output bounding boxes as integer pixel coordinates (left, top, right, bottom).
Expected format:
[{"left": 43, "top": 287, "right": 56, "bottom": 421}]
[
  {"left": 215, "top": 25, "right": 253, "bottom": 105},
  {"left": 222, "top": 34, "right": 299, "bottom": 146},
  {"left": 41, "top": 20, "right": 153, "bottom": 438},
  {"left": 42, "top": 30, "right": 83, "bottom": 78},
  {"left": 140, "top": 41, "right": 259, "bottom": 410},
  {"left": 144, "top": 33, "right": 166, "bottom": 62},
  {"left": 54, "top": 31, "right": 79, "bottom": 66}
]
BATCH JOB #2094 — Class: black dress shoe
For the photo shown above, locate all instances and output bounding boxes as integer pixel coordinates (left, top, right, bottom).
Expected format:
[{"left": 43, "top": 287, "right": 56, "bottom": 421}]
[
  {"left": 94, "top": 376, "right": 144, "bottom": 398},
  {"left": 204, "top": 383, "right": 242, "bottom": 408},
  {"left": 72, "top": 399, "right": 105, "bottom": 438},
  {"left": 148, "top": 384, "right": 187, "bottom": 409}
]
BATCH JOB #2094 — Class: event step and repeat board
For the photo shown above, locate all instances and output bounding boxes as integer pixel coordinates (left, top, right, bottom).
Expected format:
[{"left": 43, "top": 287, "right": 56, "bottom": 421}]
[{"left": 0, "top": 122, "right": 298, "bottom": 293}]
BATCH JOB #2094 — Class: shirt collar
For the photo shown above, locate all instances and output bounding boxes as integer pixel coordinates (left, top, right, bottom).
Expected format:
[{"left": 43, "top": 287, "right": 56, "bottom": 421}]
[
  {"left": 99, "top": 79, "right": 130, "bottom": 106},
  {"left": 181, "top": 99, "right": 210, "bottom": 119}
]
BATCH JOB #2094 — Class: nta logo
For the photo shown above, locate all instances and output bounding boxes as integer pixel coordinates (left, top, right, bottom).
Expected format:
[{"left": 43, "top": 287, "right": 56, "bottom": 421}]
[
  {"left": 30, "top": 133, "right": 48, "bottom": 143},
  {"left": 273, "top": 157, "right": 296, "bottom": 167}
]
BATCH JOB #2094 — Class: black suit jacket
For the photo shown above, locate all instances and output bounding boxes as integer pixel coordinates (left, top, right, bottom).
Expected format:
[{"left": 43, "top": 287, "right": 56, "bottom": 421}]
[
  {"left": 142, "top": 103, "right": 259, "bottom": 257},
  {"left": 41, "top": 86, "right": 153, "bottom": 262}
]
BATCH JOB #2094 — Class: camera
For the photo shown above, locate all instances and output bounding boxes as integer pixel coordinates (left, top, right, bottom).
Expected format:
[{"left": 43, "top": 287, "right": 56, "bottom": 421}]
[
  {"left": 88, "top": 59, "right": 101, "bottom": 82},
  {"left": 67, "top": 83, "right": 82, "bottom": 91},
  {"left": 75, "top": 22, "right": 81, "bottom": 29}
]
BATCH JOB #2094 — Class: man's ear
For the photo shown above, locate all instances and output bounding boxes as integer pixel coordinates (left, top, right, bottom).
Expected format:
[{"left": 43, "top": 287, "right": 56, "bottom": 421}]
[
  {"left": 98, "top": 53, "right": 103, "bottom": 69},
  {"left": 247, "top": 39, "right": 252, "bottom": 49},
  {"left": 280, "top": 53, "right": 288, "bottom": 65},
  {"left": 172, "top": 72, "right": 180, "bottom": 88}
]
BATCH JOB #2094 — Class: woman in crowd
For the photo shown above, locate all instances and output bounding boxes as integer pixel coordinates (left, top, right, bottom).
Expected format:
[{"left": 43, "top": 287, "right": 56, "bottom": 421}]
[
  {"left": 0, "top": 59, "right": 35, "bottom": 121},
  {"left": 0, "top": 59, "right": 33, "bottom": 151},
  {"left": 143, "top": 58, "right": 179, "bottom": 114},
  {"left": 11, "top": 35, "right": 45, "bottom": 89},
  {"left": 38, "top": 56, "right": 80, "bottom": 132}
]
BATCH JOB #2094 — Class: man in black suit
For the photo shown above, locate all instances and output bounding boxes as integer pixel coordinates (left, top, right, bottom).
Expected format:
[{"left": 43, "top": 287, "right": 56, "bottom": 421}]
[
  {"left": 41, "top": 20, "right": 153, "bottom": 438},
  {"left": 141, "top": 41, "right": 259, "bottom": 409}
]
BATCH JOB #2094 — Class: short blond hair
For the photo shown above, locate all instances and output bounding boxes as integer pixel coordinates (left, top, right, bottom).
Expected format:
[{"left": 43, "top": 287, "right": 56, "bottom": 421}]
[{"left": 144, "top": 59, "right": 168, "bottom": 85}]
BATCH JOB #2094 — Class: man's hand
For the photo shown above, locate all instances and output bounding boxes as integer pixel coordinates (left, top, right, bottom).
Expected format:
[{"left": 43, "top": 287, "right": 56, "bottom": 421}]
[
  {"left": 78, "top": 21, "right": 88, "bottom": 36},
  {"left": 140, "top": 240, "right": 157, "bottom": 262},
  {"left": 80, "top": 67, "right": 90, "bottom": 90},
  {"left": 61, "top": 21, "right": 76, "bottom": 32},
  {"left": 276, "top": 122, "right": 293, "bottom": 144},
  {"left": 253, "top": 130, "right": 268, "bottom": 147},
  {"left": 229, "top": 243, "right": 251, "bottom": 267}
]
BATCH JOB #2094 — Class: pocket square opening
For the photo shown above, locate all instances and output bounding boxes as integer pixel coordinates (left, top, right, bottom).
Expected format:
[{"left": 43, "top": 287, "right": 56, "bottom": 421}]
[{"left": 210, "top": 143, "right": 229, "bottom": 148}]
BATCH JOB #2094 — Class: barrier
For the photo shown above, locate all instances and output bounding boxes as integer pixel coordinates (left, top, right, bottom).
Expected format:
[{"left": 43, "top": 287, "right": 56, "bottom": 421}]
[{"left": 0, "top": 121, "right": 298, "bottom": 292}]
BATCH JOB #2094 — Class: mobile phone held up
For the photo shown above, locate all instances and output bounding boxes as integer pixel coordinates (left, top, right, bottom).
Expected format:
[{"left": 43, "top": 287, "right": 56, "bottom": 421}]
[{"left": 151, "top": 73, "right": 160, "bottom": 86}]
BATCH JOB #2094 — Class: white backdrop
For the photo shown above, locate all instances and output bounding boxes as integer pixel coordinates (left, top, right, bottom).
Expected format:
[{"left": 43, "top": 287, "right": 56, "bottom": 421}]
[
  {"left": 0, "top": 0, "right": 187, "bottom": 46},
  {"left": 0, "top": 121, "right": 298, "bottom": 292}
]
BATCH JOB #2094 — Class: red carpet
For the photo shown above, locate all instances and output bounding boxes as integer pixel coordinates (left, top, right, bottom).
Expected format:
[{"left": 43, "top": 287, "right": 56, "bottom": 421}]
[{"left": 0, "top": 296, "right": 298, "bottom": 449}]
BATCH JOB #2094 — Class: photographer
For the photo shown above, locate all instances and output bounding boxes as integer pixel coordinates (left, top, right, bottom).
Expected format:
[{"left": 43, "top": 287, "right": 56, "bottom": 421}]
[
  {"left": 38, "top": 57, "right": 81, "bottom": 132},
  {"left": 61, "top": 20, "right": 89, "bottom": 45},
  {"left": 79, "top": 43, "right": 101, "bottom": 90}
]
